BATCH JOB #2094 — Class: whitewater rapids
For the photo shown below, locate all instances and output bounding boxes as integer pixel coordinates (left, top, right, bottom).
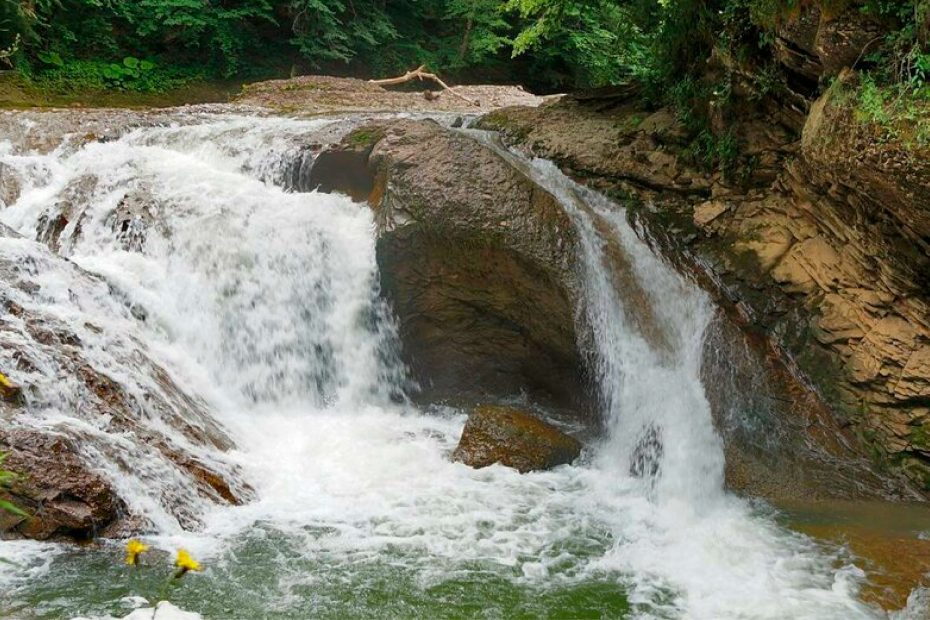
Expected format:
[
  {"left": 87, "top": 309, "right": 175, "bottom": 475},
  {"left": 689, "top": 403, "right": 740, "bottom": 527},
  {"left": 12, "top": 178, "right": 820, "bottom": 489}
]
[{"left": 0, "top": 111, "right": 918, "bottom": 619}]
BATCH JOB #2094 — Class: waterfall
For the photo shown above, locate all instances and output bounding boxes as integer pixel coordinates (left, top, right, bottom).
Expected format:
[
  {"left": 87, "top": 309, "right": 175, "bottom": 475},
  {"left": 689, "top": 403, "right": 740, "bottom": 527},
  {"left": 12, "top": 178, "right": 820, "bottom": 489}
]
[
  {"left": 516, "top": 158, "right": 726, "bottom": 505},
  {"left": 0, "top": 112, "right": 896, "bottom": 619}
]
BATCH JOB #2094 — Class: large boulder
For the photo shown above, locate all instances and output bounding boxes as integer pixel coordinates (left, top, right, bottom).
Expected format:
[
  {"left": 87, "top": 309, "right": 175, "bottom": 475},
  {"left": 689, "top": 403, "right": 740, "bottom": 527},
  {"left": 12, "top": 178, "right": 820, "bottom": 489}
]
[
  {"left": 312, "top": 120, "right": 592, "bottom": 413},
  {"left": 451, "top": 405, "right": 582, "bottom": 473}
]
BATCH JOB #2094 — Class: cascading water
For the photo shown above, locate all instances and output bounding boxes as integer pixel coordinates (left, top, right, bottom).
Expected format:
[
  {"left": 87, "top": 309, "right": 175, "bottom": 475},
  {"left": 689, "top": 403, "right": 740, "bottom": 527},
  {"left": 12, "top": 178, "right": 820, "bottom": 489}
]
[{"left": 0, "top": 111, "right": 915, "bottom": 619}]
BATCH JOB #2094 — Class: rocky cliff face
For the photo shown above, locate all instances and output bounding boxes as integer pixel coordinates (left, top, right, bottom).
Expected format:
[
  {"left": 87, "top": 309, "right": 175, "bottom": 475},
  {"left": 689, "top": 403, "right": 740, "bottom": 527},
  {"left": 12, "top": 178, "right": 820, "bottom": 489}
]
[{"left": 476, "top": 67, "right": 930, "bottom": 496}]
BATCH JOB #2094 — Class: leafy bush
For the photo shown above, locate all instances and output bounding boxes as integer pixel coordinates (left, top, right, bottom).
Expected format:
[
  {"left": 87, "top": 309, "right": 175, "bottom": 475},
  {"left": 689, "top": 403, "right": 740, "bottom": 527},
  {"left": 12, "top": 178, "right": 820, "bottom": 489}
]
[
  {"left": 101, "top": 57, "right": 156, "bottom": 90},
  {"left": 0, "top": 0, "right": 658, "bottom": 91},
  {"left": 26, "top": 57, "right": 201, "bottom": 92}
]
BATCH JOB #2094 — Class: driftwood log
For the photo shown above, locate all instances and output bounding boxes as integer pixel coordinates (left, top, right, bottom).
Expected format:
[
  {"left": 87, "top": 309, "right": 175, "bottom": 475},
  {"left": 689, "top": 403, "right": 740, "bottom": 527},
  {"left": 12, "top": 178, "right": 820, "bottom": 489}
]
[{"left": 369, "top": 65, "right": 479, "bottom": 106}]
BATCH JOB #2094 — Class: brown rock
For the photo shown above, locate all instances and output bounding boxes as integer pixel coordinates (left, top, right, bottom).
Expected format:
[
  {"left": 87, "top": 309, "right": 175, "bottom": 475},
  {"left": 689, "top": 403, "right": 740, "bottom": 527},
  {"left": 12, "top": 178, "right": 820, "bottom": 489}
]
[
  {"left": 0, "top": 371, "right": 23, "bottom": 404},
  {"left": 693, "top": 200, "right": 730, "bottom": 227},
  {"left": 0, "top": 224, "right": 250, "bottom": 541},
  {"left": 475, "top": 88, "right": 930, "bottom": 498},
  {"left": 0, "top": 430, "right": 123, "bottom": 540},
  {"left": 451, "top": 405, "right": 582, "bottom": 473},
  {"left": 813, "top": 8, "right": 885, "bottom": 78},
  {"left": 774, "top": 5, "right": 824, "bottom": 84},
  {"left": 773, "top": 3, "right": 886, "bottom": 83},
  {"left": 312, "top": 120, "right": 593, "bottom": 413}
]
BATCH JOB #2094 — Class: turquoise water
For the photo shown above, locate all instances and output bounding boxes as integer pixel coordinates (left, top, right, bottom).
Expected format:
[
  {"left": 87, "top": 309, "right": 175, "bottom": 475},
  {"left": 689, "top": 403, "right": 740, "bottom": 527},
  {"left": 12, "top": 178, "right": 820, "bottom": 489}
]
[{"left": 2, "top": 529, "right": 633, "bottom": 619}]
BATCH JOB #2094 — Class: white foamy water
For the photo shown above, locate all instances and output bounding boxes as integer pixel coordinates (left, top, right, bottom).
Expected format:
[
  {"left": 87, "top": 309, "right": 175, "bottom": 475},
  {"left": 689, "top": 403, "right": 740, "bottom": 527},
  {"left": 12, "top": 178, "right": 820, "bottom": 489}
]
[{"left": 0, "top": 113, "right": 894, "bottom": 619}]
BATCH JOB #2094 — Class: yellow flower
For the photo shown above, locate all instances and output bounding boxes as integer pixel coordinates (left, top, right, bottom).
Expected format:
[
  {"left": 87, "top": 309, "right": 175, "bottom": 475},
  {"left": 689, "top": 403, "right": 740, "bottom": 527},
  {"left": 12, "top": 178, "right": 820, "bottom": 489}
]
[
  {"left": 174, "top": 549, "right": 201, "bottom": 575},
  {"left": 125, "top": 539, "right": 150, "bottom": 566}
]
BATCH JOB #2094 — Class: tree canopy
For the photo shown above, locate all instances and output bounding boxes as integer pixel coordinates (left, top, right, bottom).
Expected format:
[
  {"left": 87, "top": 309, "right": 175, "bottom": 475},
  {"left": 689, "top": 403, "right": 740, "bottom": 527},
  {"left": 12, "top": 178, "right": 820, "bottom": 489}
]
[
  {"left": 0, "top": 0, "right": 926, "bottom": 99},
  {"left": 0, "top": 0, "right": 677, "bottom": 91}
]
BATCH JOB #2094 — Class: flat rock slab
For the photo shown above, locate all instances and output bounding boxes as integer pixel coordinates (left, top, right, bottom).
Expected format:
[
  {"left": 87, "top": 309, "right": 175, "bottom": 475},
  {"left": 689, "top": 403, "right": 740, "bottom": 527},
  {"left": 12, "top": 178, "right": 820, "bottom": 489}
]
[
  {"left": 237, "top": 75, "right": 547, "bottom": 116},
  {"left": 452, "top": 405, "right": 582, "bottom": 473}
]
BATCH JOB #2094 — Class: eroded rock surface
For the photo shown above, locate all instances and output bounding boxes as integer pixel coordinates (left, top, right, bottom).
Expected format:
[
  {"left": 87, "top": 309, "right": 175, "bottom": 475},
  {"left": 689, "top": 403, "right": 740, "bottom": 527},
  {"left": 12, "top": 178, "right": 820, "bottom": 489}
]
[
  {"left": 452, "top": 405, "right": 582, "bottom": 472},
  {"left": 237, "top": 75, "right": 545, "bottom": 116},
  {"left": 0, "top": 224, "right": 250, "bottom": 540},
  {"left": 313, "top": 120, "right": 592, "bottom": 413},
  {"left": 773, "top": 3, "right": 886, "bottom": 85}
]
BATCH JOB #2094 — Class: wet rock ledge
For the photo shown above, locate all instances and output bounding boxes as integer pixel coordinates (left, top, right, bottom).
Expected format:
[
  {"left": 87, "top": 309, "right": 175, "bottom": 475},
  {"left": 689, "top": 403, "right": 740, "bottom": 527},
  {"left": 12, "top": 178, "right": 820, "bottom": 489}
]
[{"left": 0, "top": 224, "right": 249, "bottom": 541}]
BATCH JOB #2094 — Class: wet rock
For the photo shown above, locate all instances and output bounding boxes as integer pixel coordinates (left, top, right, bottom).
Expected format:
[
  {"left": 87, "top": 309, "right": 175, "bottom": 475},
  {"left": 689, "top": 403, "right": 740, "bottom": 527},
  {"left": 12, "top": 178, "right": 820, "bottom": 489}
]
[
  {"left": 35, "top": 175, "right": 96, "bottom": 253},
  {"left": 108, "top": 186, "right": 168, "bottom": 252},
  {"left": 0, "top": 371, "right": 23, "bottom": 405},
  {"left": 478, "top": 101, "right": 714, "bottom": 196},
  {"left": 0, "top": 224, "right": 251, "bottom": 541},
  {"left": 0, "top": 162, "right": 21, "bottom": 208},
  {"left": 477, "top": 89, "right": 930, "bottom": 499},
  {"left": 0, "top": 429, "right": 124, "bottom": 540},
  {"left": 451, "top": 405, "right": 582, "bottom": 473},
  {"left": 0, "top": 109, "right": 189, "bottom": 155},
  {"left": 313, "top": 120, "right": 592, "bottom": 413},
  {"left": 629, "top": 425, "right": 663, "bottom": 479}
]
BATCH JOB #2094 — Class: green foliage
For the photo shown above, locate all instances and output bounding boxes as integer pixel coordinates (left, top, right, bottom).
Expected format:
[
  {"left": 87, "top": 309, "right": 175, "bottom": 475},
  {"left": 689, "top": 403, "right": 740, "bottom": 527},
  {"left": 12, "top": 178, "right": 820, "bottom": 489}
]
[
  {"left": 842, "top": 0, "right": 930, "bottom": 150},
  {"left": 0, "top": 0, "right": 30, "bottom": 51},
  {"left": 850, "top": 73, "right": 930, "bottom": 148},
  {"left": 0, "top": 0, "right": 655, "bottom": 91},
  {"left": 24, "top": 58, "right": 203, "bottom": 93},
  {"left": 0, "top": 0, "right": 925, "bottom": 105},
  {"left": 506, "top": 0, "right": 654, "bottom": 87},
  {"left": 0, "top": 451, "right": 27, "bottom": 518},
  {"left": 101, "top": 57, "right": 156, "bottom": 89},
  {"left": 856, "top": 74, "right": 892, "bottom": 125},
  {"left": 37, "top": 50, "right": 64, "bottom": 67},
  {"left": 684, "top": 128, "right": 750, "bottom": 181}
]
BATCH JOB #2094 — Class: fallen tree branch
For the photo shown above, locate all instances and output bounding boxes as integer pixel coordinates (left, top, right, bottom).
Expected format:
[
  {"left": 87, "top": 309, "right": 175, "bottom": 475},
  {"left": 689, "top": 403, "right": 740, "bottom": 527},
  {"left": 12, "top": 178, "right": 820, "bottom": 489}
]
[{"left": 369, "top": 65, "right": 480, "bottom": 106}]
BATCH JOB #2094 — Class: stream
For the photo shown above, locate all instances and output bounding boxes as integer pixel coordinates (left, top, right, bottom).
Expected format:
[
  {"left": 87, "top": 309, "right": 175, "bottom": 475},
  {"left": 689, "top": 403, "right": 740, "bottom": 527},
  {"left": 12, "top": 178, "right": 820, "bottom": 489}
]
[{"left": 0, "top": 111, "right": 927, "bottom": 619}]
